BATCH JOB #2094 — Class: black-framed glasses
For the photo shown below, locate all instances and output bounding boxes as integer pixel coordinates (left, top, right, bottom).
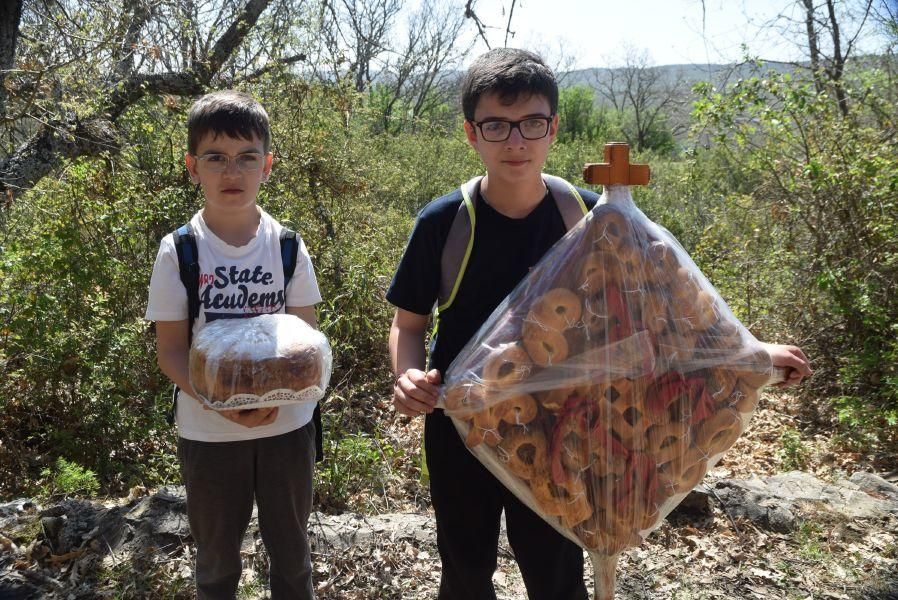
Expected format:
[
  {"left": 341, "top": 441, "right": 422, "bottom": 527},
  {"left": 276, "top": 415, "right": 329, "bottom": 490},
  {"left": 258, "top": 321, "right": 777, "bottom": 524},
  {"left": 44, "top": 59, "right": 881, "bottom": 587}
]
[
  {"left": 192, "top": 152, "right": 266, "bottom": 173},
  {"left": 470, "top": 116, "right": 554, "bottom": 142}
]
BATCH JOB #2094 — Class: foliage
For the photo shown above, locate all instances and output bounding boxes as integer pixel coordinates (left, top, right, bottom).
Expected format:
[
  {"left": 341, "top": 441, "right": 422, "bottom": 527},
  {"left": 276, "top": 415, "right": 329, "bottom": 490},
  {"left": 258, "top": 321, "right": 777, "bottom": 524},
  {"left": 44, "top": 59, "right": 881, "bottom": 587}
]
[
  {"left": 0, "top": 97, "right": 188, "bottom": 495},
  {"left": 2, "top": 49, "right": 897, "bottom": 499},
  {"left": 556, "top": 86, "right": 612, "bottom": 143},
  {"left": 40, "top": 457, "right": 100, "bottom": 497},
  {"left": 778, "top": 428, "right": 811, "bottom": 471},
  {"left": 316, "top": 430, "right": 400, "bottom": 510},
  {"left": 692, "top": 63, "right": 898, "bottom": 446}
]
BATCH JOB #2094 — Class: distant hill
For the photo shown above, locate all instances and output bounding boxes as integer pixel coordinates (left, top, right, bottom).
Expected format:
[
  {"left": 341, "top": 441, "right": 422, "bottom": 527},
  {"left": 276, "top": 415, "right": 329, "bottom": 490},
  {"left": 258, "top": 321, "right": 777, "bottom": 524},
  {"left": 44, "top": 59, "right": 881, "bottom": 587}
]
[
  {"left": 556, "top": 61, "right": 807, "bottom": 144},
  {"left": 561, "top": 60, "right": 803, "bottom": 93}
]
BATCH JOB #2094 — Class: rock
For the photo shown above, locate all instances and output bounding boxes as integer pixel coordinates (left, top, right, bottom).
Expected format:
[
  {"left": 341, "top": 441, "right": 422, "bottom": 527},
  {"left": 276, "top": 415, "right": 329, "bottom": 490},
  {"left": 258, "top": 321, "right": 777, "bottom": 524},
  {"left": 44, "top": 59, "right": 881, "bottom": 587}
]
[
  {"left": 0, "top": 499, "right": 36, "bottom": 523},
  {"left": 711, "top": 471, "right": 898, "bottom": 533},
  {"left": 848, "top": 472, "right": 898, "bottom": 502},
  {"left": 38, "top": 516, "right": 65, "bottom": 550},
  {"left": 667, "top": 484, "right": 712, "bottom": 519},
  {"left": 712, "top": 478, "right": 798, "bottom": 532},
  {"left": 765, "top": 471, "right": 898, "bottom": 517},
  {"left": 308, "top": 512, "right": 435, "bottom": 550},
  {"left": 123, "top": 486, "right": 190, "bottom": 551}
]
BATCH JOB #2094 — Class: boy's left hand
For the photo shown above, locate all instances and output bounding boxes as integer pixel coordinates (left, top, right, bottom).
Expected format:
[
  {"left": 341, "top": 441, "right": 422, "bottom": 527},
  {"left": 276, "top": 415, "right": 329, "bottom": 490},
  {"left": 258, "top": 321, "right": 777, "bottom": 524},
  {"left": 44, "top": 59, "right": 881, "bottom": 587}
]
[
  {"left": 218, "top": 406, "right": 279, "bottom": 427},
  {"left": 762, "top": 342, "right": 813, "bottom": 387}
]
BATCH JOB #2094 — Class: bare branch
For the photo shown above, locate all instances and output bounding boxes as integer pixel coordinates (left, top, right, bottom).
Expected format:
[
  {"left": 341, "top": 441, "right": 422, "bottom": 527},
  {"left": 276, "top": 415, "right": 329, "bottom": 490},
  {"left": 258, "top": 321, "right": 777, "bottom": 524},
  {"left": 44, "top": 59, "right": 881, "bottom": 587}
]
[
  {"left": 0, "top": 0, "right": 275, "bottom": 204},
  {"left": 464, "top": 0, "right": 491, "bottom": 49},
  {"left": 504, "top": 0, "right": 516, "bottom": 48}
]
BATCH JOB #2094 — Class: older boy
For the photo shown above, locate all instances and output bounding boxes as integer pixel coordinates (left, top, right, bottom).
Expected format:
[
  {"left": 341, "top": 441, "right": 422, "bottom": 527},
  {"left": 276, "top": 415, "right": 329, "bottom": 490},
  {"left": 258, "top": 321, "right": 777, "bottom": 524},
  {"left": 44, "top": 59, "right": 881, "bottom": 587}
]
[
  {"left": 146, "top": 90, "right": 321, "bottom": 599},
  {"left": 387, "top": 49, "right": 811, "bottom": 599}
]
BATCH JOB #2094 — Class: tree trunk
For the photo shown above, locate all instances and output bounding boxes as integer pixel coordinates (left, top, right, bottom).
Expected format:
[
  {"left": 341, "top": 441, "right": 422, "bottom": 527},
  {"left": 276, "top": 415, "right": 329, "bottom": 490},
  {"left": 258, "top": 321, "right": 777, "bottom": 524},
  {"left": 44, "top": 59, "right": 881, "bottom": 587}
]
[
  {"left": 0, "top": 0, "right": 24, "bottom": 117},
  {"left": 801, "top": 0, "right": 824, "bottom": 94}
]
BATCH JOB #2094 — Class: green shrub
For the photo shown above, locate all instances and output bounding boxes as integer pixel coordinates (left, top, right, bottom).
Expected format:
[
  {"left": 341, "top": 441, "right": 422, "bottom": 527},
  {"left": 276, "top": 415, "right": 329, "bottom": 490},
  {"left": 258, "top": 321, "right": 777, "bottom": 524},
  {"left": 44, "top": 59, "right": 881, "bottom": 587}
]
[
  {"left": 778, "top": 428, "right": 811, "bottom": 471},
  {"left": 41, "top": 457, "right": 100, "bottom": 497}
]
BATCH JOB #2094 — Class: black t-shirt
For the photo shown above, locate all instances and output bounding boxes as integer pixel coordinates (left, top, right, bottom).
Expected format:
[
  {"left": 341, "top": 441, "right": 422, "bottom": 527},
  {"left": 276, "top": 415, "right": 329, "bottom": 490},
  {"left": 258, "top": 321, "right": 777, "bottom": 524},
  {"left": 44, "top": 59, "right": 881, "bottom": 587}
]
[{"left": 387, "top": 183, "right": 599, "bottom": 375}]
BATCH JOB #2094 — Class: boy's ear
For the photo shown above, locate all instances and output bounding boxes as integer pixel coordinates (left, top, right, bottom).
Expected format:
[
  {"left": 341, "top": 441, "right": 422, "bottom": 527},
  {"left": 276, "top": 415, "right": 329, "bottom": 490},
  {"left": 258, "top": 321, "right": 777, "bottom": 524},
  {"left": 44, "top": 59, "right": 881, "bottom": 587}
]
[
  {"left": 463, "top": 120, "right": 478, "bottom": 146},
  {"left": 185, "top": 153, "right": 200, "bottom": 183},
  {"left": 261, "top": 152, "right": 274, "bottom": 182},
  {"left": 548, "top": 113, "right": 559, "bottom": 142}
]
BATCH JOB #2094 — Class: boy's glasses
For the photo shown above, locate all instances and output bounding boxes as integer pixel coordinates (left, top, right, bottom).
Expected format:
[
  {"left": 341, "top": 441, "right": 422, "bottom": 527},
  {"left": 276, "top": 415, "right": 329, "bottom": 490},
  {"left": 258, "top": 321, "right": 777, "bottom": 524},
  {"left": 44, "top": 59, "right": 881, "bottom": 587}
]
[
  {"left": 470, "top": 116, "right": 554, "bottom": 142},
  {"left": 193, "top": 152, "right": 266, "bottom": 173}
]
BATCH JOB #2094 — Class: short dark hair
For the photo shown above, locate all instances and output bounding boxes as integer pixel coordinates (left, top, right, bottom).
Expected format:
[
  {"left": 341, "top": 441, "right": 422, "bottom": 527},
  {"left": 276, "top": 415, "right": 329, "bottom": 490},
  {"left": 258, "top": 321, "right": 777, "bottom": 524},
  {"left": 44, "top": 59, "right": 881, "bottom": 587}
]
[
  {"left": 461, "top": 48, "right": 558, "bottom": 121},
  {"left": 187, "top": 90, "right": 271, "bottom": 154}
]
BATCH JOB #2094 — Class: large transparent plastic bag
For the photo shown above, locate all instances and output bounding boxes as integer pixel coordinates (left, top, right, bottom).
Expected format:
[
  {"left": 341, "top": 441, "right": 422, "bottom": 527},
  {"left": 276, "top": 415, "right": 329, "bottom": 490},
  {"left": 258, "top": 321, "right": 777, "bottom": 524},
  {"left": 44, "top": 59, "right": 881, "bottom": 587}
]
[
  {"left": 189, "top": 313, "right": 332, "bottom": 410},
  {"left": 439, "top": 185, "right": 776, "bottom": 599}
]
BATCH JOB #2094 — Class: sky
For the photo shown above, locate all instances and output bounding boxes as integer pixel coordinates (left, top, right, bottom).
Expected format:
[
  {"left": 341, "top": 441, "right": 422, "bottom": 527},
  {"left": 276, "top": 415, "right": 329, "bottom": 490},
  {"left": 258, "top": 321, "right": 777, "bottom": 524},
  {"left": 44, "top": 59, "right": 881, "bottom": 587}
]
[{"left": 466, "top": 0, "right": 887, "bottom": 69}]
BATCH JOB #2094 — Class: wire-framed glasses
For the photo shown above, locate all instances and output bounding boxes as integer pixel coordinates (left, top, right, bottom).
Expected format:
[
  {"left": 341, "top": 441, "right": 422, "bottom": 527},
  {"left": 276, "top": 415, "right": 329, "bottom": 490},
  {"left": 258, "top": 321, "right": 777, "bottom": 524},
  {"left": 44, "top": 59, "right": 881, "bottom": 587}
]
[
  {"left": 193, "top": 152, "right": 266, "bottom": 173},
  {"left": 470, "top": 116, "right": 554, "bottom": 142}
]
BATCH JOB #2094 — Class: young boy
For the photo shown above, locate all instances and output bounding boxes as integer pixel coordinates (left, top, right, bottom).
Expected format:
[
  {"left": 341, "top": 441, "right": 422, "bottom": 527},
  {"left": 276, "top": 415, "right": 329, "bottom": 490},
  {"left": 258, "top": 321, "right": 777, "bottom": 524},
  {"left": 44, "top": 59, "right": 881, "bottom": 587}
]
[
  {"left": 146, "top": 90, "right": 321, "bottom": 599},
  {"left": 387, "top": 49, "right": 812, "bottom": 599}
]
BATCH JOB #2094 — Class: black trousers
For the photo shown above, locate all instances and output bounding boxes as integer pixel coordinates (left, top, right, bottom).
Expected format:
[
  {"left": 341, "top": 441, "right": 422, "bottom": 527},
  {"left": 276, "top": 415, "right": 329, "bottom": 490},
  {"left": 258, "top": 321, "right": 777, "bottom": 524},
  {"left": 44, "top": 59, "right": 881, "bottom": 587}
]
[{"left": 425, "top": 409, "right": 589, "bottom": 600}]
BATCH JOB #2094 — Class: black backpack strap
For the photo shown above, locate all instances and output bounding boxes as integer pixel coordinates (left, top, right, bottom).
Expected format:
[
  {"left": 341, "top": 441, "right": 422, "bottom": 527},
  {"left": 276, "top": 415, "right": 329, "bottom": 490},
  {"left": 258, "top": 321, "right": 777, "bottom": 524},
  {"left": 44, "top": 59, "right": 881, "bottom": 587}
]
[
  {"left": 280, "top": 228, "right": 323, "bottom": 463},
  {"left": 280, "top": 228, "right": 298, "bottom": 283},
  {"left": 170, "top": 223, "right": 200, "bottom": 425},
  {"left": 174, "top": 223, "right": 201, "bottom": 335}
]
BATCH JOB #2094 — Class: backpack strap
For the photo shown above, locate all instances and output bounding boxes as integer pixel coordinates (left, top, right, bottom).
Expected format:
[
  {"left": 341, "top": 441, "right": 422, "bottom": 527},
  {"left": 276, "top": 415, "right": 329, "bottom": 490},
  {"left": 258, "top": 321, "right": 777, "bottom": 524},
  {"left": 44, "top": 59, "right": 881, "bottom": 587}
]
[
  {"left": 437, "top": 176, "right": 480, "bottom": 312},
  {"left": 436, "top": 174, "right": 589, "bottom": 316},
  {"left": 543, "top": 174, "right": 589, "bottom": 231},
  {"left": 279, "top": 228, "right": 298, "bottom": 285},
  {"left": 173, "top": 224, "right": 201, "bottom": 341},
  {"left": 169, "top": 223, "right": 200, "bottom": 425},
  {"left": 280, "top": 227, "right": 323, "bottom": 463}
]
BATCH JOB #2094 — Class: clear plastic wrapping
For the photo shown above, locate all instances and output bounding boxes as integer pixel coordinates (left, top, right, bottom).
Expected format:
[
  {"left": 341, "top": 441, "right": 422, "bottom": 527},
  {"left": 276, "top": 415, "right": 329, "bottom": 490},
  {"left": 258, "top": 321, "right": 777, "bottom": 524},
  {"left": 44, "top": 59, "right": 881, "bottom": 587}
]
[
  {"left": 439, "top": 185, "right": 774, "bottom": 598},
  {"left": 189, "top": 313, "right": 332, "bottom": 410}
]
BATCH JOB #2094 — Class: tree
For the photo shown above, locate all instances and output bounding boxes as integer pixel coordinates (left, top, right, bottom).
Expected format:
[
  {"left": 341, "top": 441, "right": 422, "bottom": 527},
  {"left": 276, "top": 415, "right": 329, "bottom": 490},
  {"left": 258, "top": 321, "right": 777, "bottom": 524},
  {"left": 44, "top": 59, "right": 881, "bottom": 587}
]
[
  {"left": 693, "top": 58, "right": 898, "bottom": 442},
  {"left": 0, "top": 0, "right": 24, "bottom": 117},
  {"left": 758, "top": 0, "right": 877, "bottom": 117},
  {"left": 318, "top": 0, "right": 402, "bottom": 92},
  {"left": 593, "top": 46, "right": 685, "bottom": 152},
  {"left": 801, "top": 0, "right": 874, "bottom": 116},
  {"left": 371, "top": 0, "right": 471, "bottom": 133},
  {"left": 556, "top": 85, "right": 607, "bottom": 143},
  {"left": 0, "top": 0, "right": 310, "bottom": 205}
]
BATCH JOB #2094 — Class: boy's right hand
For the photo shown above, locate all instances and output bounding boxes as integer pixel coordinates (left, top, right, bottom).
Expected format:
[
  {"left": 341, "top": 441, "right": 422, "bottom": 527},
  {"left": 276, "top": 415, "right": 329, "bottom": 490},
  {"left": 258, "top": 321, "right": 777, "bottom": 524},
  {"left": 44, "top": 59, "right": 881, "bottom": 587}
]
[{"left": 393, "top": 369, "right": 440, "bottom": 417}]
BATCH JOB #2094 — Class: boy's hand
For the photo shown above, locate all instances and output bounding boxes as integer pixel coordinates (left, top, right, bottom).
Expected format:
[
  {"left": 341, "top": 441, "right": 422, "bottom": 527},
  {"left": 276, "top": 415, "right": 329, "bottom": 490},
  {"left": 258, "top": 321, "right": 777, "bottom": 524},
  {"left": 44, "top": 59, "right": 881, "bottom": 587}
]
[
  {"left": 394, "top": 369, "right": 440, "bottom": 417},
  {"left": 218, "top": 406, "right": 280, "bottom": 427},
  {"left": 763, "top": 342, "right": 813, "bottom": 387}
]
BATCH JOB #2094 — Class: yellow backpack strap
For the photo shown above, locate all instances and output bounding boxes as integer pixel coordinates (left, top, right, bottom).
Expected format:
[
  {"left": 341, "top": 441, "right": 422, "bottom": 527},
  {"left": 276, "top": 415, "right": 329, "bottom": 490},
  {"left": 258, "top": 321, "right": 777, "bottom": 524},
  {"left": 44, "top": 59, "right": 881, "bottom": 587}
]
[
  {"left": 433, "top": 175, "right": 584, "bottom": 329},
  {"left": 543, "top": 174, "right": 589, "bottom": 229},
  {"left": 436, "top": 177, "right": 481, "bottom": 316}
]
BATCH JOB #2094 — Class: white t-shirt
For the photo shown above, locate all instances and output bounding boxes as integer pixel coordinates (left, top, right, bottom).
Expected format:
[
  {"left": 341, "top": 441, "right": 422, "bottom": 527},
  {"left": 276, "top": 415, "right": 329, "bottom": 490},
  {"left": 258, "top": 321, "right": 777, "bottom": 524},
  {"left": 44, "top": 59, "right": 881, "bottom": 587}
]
[{"left": 145, "top": 208, "right": 323, "bottom": 442}]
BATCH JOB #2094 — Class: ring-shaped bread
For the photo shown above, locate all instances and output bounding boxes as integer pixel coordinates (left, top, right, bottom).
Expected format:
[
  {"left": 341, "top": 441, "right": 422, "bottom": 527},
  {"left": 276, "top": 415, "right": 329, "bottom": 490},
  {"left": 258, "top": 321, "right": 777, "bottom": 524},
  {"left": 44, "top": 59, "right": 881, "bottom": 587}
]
[
  {"left": 578, "top": 251, "right": 622, "bottom": 294},
  {"left": 694, "top": 408, "right": 742, "bottom": 455},
  {"left": 482, "top": 342, "right": 532, "bottom": 388},
  {"left": 522, "top": 321, "right": 570, "bottom": 366},
  {"left": 646, "top": 422, "right": 689, "bottom": 464},
  {"left": 645, "top": 240, "right": 679, "bottom": 286},
  {"left": 529, "top": 287, "right": 582, "bottom": 331},
  {"left": 494, "top": 393, "right": 538, "bottom": 425},
  {"left": 497, "top": 428, "right": 548, "bottom": 480},
  {"left": 591, "top": 207, "right": 631, "bottom": 251}
]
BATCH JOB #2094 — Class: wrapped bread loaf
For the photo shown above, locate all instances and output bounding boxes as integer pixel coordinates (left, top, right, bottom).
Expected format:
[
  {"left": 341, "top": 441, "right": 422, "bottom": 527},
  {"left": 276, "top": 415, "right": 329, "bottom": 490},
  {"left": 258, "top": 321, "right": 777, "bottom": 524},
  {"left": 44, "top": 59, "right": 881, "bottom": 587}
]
[{"left": 189, "top": 313, "right": 332, "bottom": 410}]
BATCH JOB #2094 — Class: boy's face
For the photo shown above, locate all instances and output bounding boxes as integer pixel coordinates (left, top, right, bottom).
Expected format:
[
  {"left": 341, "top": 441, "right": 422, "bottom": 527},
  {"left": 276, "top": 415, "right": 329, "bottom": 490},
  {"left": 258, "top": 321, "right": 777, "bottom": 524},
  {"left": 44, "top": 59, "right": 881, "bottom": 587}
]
[
  {"left": 185, "top": 133, "right": 273, "bottom": 215},
  {"left": 463, "top": 91, "right": 558, "bottom": 188}
]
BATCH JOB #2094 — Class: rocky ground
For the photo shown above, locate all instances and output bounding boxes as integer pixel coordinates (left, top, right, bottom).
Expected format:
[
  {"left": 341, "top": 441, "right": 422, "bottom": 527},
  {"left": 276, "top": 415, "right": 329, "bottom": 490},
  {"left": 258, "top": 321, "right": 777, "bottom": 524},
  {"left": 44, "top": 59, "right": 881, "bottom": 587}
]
[{"left": 1, "top": 392, "right": 897, "bottom": 599}]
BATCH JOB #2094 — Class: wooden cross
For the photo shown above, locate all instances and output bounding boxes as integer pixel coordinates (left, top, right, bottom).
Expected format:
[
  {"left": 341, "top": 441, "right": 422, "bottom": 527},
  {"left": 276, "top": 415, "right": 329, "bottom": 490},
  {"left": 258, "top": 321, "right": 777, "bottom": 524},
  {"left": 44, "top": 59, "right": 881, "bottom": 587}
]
[{"left": 582, "top": 142, "right": 651, "bottom": 186}]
